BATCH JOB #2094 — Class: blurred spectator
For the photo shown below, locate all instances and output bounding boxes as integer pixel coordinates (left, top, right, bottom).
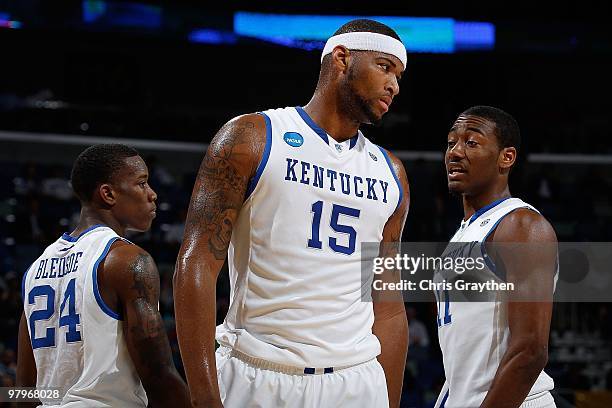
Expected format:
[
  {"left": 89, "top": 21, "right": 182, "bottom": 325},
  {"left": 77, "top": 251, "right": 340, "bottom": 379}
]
[
  {"left": 407, "top": 306, "right": 430, "bottom": 363},
  {"left": 41, "top": 165, "right": 73, "bottom": 201}
]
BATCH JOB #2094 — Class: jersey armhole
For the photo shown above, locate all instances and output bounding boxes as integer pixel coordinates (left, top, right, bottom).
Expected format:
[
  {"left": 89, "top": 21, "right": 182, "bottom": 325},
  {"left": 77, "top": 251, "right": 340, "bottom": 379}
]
[
  {"left": 480, "top": 206, "right": 537, "bottom": 277},
  {"left": 92, "top": 237, "right": 123, "bottom": 320},
  {"left": 376, "top": 145, "right": 403, "bottom": 212},
  {"left": 21, "top": 262, "right": 34, "bottom": 305},
  {"left": 244, "top": 112, "right": 272, "bottom": 200}
]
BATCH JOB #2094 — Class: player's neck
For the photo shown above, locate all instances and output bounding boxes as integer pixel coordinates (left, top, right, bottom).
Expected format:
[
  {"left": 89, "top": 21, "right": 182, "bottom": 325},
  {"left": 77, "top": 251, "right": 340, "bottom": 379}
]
[
  {"left": 303, "top": 93, "right": 360, "bottom": 142},
  {"left": 71, "top": 206, "right": 126, "bottom": 238},
  {"left": 462, "top": 186, "right": 511, "bottom": 222}
]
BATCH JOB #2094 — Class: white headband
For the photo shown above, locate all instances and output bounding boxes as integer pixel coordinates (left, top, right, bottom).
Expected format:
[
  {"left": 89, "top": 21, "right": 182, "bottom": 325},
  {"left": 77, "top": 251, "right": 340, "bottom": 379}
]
[{"left": 321, "top": 32, "right": 407, "bottom": 69}]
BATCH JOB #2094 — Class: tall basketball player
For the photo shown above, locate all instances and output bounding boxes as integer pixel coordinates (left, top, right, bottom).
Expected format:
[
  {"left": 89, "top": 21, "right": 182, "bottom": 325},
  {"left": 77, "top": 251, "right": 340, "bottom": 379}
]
[
  {"left": 17, "top": 144, "right": 190, "bottom": 407},
  {"left": 435, "top": 106, "right": 557, "bottom": 408},
  {"left": 174, "top": 19, "right": 410, "bottom": 408}
]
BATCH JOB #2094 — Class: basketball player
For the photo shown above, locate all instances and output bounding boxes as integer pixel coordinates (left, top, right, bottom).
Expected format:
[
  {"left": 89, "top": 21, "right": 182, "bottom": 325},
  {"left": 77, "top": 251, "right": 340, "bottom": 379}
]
[
  {"left": 434, "top": 106, "right": 557, "bottom": 408},
  {"left": 17, "top": 144, "right": 190, "bottom": 407},
  {"left": 174, "top": 19, "right": 410, "bottom": 408}
]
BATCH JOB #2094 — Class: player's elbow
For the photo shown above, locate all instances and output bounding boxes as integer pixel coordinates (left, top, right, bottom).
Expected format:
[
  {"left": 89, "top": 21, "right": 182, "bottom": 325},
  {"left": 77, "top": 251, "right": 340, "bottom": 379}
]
[
  {"left": 173, "top": 253, "right": 194, "bottom": 290},
  {"left": 515, "top": 340, "right": 549, "bottom": 373}
]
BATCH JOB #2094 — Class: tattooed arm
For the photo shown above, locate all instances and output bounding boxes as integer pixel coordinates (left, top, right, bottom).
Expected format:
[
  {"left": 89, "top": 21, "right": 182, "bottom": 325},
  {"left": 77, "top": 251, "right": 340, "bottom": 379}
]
[
  {"left": 99, "top": 241, "right": 190, "bottom": 407},
  {"left": 373, "top": 150, "right": 410, "bottom": 408},
  {"left": 173, "top": 114, "right": 265, "bottom": 407}
]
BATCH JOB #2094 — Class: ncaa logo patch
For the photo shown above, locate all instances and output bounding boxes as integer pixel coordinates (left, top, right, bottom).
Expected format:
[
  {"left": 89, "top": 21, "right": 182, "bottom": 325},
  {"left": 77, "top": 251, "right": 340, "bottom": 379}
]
[
  {"left": 283, "top": 132, "right": 304, "bottom": 147},
  {"left": 480, "top": 219, "right": 490, "bottom": 227},
  {"left": 369, "top": 152, "right": 378, "bottom": 161}
]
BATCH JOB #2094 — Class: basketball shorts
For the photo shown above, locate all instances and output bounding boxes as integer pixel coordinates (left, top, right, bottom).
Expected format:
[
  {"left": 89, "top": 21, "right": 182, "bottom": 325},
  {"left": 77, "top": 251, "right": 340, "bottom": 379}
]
[
  {"left": 215, "top": 346, "right": 389, "bottom": 408},
  {"left": 520, "top": 391, "right": 556, "bottom": 408}
]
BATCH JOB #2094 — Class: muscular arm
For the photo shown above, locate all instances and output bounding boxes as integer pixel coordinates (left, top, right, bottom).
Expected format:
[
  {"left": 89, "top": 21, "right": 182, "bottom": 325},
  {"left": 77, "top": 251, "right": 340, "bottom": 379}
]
[
  {"left": 101, "top": 243, "right": 190, "bottom": 407},
  {"left": 17, "top": 312, "right": 39, "bottom": 407},
  {"left": 372, "top": 151, "right": 410, "bottom": 408},
  {"left": 173, "top": 114, "right": 265, "bottom": 407},
  {"left": 480, "top": 209, "right": 557, "bottom": 408}
]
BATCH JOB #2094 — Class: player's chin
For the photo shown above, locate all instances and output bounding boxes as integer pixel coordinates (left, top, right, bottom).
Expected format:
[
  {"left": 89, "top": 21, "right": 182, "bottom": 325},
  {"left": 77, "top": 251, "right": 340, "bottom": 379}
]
[
  {"left": 447, "top": 180, "right": 466, "bottom": 194},
  {"left": 132, "top": 218, "right": 154, "bottom": 232},
  {"left": 365, "top": 107, "right": 384, "bottom": 125}
]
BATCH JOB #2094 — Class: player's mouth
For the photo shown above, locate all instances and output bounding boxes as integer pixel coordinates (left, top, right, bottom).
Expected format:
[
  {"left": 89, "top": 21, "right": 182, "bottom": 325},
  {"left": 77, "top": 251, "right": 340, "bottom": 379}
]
[
  {"left": 150, "top": 206, "right": 157, "bottom": 218},
  {"left": 378, "top": 96, "right": 392, "bottom": 112},
  {"left": 447, "top": 165, "right": 467, "bottom": 180}
]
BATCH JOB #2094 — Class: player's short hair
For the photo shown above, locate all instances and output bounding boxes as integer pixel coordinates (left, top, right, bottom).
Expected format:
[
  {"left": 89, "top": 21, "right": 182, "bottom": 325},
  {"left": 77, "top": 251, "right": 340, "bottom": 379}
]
[
  {"left": 461, "top": 106, "right": 521, "bottom": 155},
  {"left": 71, "top": 144, "right": 139, "bottom": 202},
  {"left": 332, "top": 19, "right": 402, "bottom": 41}
]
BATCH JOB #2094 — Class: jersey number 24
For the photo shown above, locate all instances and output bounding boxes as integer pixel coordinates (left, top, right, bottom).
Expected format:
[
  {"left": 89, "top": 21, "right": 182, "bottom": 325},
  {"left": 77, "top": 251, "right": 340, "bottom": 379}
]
[{"left": 27, "top": 278, "right": 82, "bottom": 349}]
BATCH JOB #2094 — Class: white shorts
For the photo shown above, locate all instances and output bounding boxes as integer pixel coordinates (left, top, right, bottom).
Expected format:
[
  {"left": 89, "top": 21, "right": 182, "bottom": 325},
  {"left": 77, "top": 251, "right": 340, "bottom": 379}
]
[
  {"left": 435, "top": 385, "right": 556, "bottom": 408},
  {"left": 215, "top": 346, "right": 389, "bottom": 408},
  {"left": 520, "top": 391, "right": 556, "bottom": 408}
]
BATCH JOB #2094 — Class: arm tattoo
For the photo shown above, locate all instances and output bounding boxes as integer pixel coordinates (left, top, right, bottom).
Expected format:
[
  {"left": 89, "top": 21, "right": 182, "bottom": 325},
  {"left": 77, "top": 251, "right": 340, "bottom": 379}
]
[
  {"left": 127, "top": 252, "right": 173, "bottom": 374},
  {"left": 185, "top": 121, "right": 255, "bottom": 260}
]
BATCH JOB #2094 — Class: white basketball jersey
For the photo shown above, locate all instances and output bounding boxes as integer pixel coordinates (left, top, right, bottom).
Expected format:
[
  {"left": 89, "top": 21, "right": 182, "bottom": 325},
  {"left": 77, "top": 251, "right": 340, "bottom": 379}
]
[
  {"left": 434, "top": 197, "right": 555, "bottom": 408},
  {"left": 216, "top": 106, "right": 402, "bottom": 368},
  {"left": 22, "top": 225, "right": 147, "bottom": 407}
]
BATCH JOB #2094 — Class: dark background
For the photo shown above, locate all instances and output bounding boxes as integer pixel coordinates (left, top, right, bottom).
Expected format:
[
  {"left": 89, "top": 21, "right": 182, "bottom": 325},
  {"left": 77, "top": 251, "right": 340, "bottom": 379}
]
[{"left": 1, "top": 1, "right": 611, "bottom": 407}]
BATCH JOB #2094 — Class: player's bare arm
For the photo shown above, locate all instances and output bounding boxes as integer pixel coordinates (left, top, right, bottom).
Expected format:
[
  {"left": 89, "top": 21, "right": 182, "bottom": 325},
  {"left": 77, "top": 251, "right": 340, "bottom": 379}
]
[
  {"left": 16, "top": 312, "right": 39, "bottom": 408},
  {"left": 99, "top": 241, "right": 191, "bottom": 407},
  {"left": 173, "top": 114, "right": 265, "bottom": 407},
  {"left": 479, "top": 209, "right": 557, "bottom": 408},
  {"left": 373, "top": 150, "right": 410, "bottom": 408}
]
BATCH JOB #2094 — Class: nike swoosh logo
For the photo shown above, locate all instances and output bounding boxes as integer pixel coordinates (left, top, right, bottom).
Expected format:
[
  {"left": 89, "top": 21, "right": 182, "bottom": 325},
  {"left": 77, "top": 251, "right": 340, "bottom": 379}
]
[{"left": 59, "top": 245, "right": 75, "bottom": 252}]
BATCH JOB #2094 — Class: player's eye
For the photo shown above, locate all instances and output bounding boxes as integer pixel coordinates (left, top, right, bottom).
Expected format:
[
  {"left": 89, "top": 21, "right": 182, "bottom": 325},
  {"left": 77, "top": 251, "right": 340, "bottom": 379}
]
[
  {"left": 466, "top": 140, "right": 478, "bottom": 147},
  {"left": 447, "top": 141, "right": 456, "bottom": 148},
  {"left": 379, "top": 63, "right": 389, "bottom": 71}
]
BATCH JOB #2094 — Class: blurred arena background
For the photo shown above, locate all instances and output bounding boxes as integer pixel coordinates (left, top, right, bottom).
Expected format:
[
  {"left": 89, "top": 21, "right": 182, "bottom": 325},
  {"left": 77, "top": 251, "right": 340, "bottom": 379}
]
[{"left": 1, "top": 1, "right": 611, "bottom": 407}]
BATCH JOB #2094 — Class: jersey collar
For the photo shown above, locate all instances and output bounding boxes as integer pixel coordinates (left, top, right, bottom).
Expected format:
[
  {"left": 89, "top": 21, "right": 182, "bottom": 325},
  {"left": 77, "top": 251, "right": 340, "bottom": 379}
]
[
  {"left": 61, "top": 224, "right": 107, "bottom": 242},
  {"left": 295, "top": 106, "right": 358, "bottom": 150},
  {"left": 468, "top": 196, "right": 512, "bottom": 225}
]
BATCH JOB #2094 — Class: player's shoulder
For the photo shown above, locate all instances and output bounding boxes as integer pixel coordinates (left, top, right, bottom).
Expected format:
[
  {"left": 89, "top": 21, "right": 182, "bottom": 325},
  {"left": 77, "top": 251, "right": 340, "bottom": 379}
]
[
  {"left": 101, "top": 241, "right": 157, "bottom": 283},
  {"left": 219, "top": 112, "right": 267, "bottom": 142},
  {"left": 492, "top": 206, "right": 557, "bottom": 243},
  {"left": 376, "top": 146, "right": 409, "bottom": 192},
  {"left": 211, "top": 113, "right": 268, "bottom": 168}
]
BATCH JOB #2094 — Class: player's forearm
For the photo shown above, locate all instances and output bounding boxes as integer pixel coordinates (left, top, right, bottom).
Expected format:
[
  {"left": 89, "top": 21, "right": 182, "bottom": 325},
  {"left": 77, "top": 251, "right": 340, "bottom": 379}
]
[
  {"left": 372, "top": 307, "right": 408, "bottom": 408},
  {"left": 174, "top": 258, "right": 222, "bottom": 406},
  {"left": 143, "top": 369, "right": 191, "bottom": 407},
  {"left": 480, "top": 342, "right": 548, "bottom": 408}
]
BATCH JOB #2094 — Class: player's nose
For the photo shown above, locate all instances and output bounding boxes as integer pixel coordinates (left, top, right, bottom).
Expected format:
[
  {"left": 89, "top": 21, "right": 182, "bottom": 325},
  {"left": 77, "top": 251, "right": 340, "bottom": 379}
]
[
  {"left": 447, "top": 142, "right": 465, "bottom": 160},
  {"left": 148, "top": 187, "right": 158, "bottom": 202},
  {"left": 386, "top": 76, "right": 399, "bottom": 97}
]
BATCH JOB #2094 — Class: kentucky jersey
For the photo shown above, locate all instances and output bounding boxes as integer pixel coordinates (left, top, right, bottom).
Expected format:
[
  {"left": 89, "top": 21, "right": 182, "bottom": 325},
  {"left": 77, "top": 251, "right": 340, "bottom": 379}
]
[
  {"left": 434, "top": 197, "right": 555, "bottom": 408},
  {"left": 216, "top": 106, "right": 402, "bottom": 368},
  {"left": 22, "top": 225, "right": 147, "bottom": 407}
]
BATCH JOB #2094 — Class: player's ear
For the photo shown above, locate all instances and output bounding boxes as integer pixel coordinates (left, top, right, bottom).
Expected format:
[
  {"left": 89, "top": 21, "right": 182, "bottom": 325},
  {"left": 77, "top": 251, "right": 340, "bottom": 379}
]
[
  {"left": 98, "top": 184, "right": 117, "bottom": 206},
  {"left": 331, "top": 45, "right": 351, "bottom": 74},
  {"left": 499, "top": 147, "right": 516, "bottom": 172}
]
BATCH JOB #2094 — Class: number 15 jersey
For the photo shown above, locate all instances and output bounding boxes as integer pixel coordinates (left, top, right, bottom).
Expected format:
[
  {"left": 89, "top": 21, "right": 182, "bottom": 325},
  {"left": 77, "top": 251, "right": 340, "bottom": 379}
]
[{"left": 216, "top": 107, "right": 403, "bottom": 368}]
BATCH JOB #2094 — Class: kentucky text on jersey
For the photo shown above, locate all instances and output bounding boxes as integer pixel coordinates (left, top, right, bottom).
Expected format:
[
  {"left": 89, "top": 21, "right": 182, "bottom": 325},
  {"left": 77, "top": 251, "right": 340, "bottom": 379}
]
[
  {"left": 34, "top": 252, "right": 83, "bottom": 280},
  {"left": 284, "top": 158, "right": 390, "bottom": 203}
]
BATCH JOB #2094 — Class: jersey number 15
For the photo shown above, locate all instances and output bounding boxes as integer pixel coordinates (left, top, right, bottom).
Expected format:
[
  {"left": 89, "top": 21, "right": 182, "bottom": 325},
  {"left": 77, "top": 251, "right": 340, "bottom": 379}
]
[{"left": 307, "top": 200, "right": 360, "bottom": 255}]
